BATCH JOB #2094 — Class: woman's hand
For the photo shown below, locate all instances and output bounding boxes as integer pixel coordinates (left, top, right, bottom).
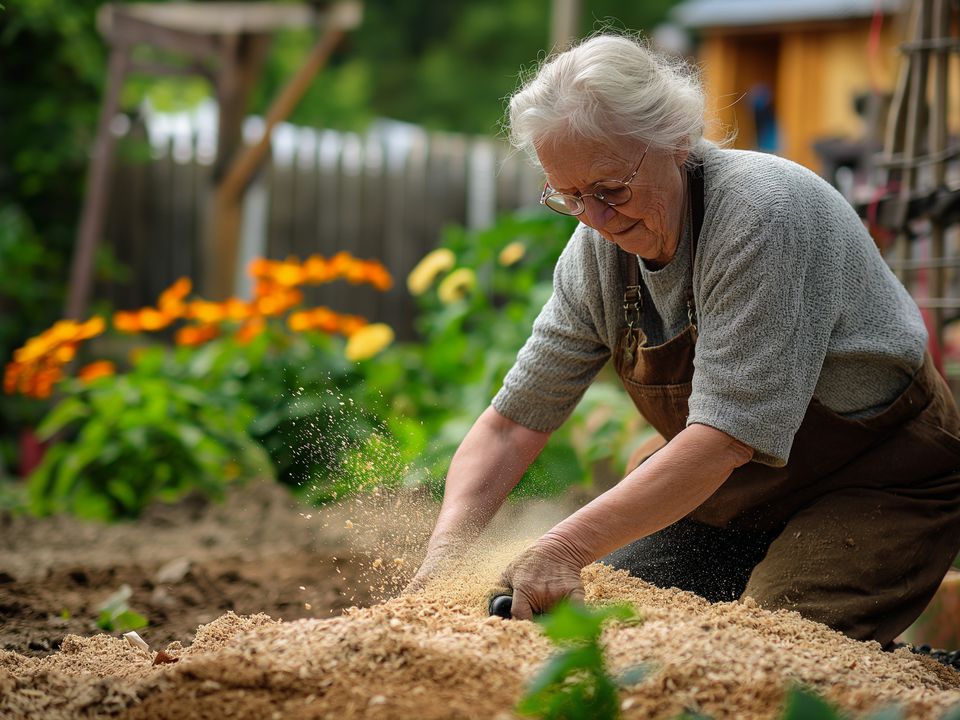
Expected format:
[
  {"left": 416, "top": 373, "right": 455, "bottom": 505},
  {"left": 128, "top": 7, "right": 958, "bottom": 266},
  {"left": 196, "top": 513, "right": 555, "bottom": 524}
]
[
  {"left": 403, "top": 538, "right": 464, "bottom": 594},
  {"left": 499, "top": 533, "right": 590, "bottom": 620}
]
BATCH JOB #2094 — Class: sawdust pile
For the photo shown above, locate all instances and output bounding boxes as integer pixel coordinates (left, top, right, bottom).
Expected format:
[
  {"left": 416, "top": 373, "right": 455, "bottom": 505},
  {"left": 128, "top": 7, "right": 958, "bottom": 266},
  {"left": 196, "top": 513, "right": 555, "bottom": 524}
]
[{"left": 4, "top": 563, "right": 960, "bottom": 720}]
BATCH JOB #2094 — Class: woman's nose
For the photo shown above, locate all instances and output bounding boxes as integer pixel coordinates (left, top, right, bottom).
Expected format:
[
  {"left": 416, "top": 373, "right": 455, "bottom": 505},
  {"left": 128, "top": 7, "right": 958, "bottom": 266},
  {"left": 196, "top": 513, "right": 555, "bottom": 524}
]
[{"left": 581, "top": 195, "right": 616, "bottom": 228}]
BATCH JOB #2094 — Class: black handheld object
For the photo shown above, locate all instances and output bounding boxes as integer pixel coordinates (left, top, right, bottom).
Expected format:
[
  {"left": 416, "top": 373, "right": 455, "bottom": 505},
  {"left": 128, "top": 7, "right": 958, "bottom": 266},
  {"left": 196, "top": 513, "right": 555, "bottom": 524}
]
[{"left": 488, "top": 593, "right": 513, "bottom": 619}]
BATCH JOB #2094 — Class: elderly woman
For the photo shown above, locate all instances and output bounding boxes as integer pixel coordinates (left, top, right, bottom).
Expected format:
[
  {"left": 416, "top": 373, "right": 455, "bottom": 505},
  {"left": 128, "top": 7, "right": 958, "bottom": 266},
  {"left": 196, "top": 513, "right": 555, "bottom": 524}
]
[{"left": 409, "top": 34, "right": 960, "bottom": 646}]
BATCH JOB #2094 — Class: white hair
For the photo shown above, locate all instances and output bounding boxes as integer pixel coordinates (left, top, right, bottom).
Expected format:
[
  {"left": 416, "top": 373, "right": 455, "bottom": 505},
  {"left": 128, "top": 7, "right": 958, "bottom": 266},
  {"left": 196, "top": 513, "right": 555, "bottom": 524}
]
[{"left": 507, "top": 33, "right": 706, "bottom": 166}]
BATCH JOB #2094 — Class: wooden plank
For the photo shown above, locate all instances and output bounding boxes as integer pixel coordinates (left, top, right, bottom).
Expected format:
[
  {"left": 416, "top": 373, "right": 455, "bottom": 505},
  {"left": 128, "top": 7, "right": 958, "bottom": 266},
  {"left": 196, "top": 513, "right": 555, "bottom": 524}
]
[
  {"left": 928, "top": 0, "right": 951, "bottom": 348},
  {"left": 266, "top": 145, "right": 296, "bottom": 260},
  {"left": 209, "top": 21, "right": 347, "bottom": 299},
  {"left": 316, "top": 130, "right": 342, "bottom": 258},
  {"left": 116, "top": 3, "right": 323, "bottom": 35},
  {"left": 359, "top": 131, "right": 386, "bottom": 282},
  {"left": 99, "top": 9, "right": 221, "bottom": 61},
  {"left": 381, "top": 134, "right": 413, "bottom": 339},
  {"left": 292, "top": 127, "right": 319, "bottom": 258}
]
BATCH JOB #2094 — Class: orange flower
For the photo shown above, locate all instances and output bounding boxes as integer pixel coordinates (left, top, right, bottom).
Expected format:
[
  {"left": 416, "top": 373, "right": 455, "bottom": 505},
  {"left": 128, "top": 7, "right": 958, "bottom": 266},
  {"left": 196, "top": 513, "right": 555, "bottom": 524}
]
[
  {"left": 54, "top": 344, "right": 78, "bottom": 364},
  {"left": 175, "top": 324, "right": 220, "bottom": 347},
  {"left": 365, "top": 264, "right": 393, "bottom": 291},
  {"left": 248, "top": 258, "right": 272, "bottom": 279},
  {"left": 256, "top": 288, "right": 302, "bottom": 317},
  {"left": 329, "top": 251, "right": 353, "bottom": 277},
  {"left": 224, "top": 297, "right": 253, "bottom": 322},
  {"left": 287, "top": 311, "right": 313, "bottom": 333},
  {"left": 254, "top": 278, "right": 282, "bottom": 300},
  {"left": 345, "top": 261, "right": 369, "bottom": 285},
  {"left": 113, "top": 310, "right": 141, "bottom": 333},
  {"left": 47, "top": 320, "right": 81, "bottom": 345},
  {"left": 235, "top": 317, "right": 265, "bottom": 345},
  {"left": 303, "top": 255, "right": 332, "bottom": 283},
  {"left": 76, "top": 316, "right": 107, "bottom": 340},
  {"left": 4, "top": 362, "right": 21, "bottom": 394},
  {"left": 339, "top": 315, "right": 368, "bottom": 336},
  {"left": 32, "top": 367, "right": 63, "bottom": 399},
  {"left": 271, "top": 260, "right": 305, "bottom": 288},
  {"left": 77, "top": 360, "right": 116, "bottom": 382},
  {"left": 158, "top": 277, "right": 192, "bottom": 315},
  {"left": 13, "top": 337, "right": 50, "bottom": 365},
  {"left": 311, "top": 307, "right": 340, "bottom": 333},
  {"left": 188, "top": 300, "right": 227, "bottom": 325},
  {"left": 137, "top": 307, "right": 170, "bottom": 331}
]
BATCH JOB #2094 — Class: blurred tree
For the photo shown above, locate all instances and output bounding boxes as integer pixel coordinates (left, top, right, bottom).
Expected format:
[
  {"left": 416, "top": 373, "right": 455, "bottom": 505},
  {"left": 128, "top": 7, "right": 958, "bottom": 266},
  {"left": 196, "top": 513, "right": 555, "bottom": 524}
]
[{"left": 257, "top": 0, "right": 683, "bottom": 133}]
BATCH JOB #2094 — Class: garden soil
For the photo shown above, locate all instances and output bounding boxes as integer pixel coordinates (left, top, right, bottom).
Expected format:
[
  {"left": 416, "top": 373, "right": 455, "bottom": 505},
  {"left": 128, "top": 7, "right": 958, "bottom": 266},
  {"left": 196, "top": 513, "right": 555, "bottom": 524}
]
[{"left": 3, "top": 482, "right": 960, "bottom": 719}]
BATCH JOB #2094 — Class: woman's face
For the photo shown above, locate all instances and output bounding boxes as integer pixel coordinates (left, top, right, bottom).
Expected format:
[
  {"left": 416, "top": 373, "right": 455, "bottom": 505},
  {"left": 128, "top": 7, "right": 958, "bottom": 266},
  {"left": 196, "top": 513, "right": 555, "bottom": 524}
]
[{"left": 537, "top": 135, "right": 688, "bottom": 266}]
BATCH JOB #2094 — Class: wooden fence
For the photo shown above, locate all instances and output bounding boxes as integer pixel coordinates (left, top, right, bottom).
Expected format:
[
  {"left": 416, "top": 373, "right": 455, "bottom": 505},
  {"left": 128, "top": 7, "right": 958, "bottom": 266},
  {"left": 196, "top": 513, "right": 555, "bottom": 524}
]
[{"left": 100, "top": 117, "right": 544, "bottom": 339}]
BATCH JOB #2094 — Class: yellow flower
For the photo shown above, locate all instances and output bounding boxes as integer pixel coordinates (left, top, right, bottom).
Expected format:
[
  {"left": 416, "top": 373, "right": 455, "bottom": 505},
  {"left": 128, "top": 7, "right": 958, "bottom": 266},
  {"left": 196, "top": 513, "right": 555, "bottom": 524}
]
[
  {"left": 407, "top": 248, "right": 455, "bottom": 296},
  {"left": 437, "top": 268, "right": 476, "bottom": 304},
  {"left": 498, "top": 241, "right": 526, "bottom": 267},
  {"left": 76, "top": 316, "right": 107, "bottom": 340},
  {"left": 345, "top": 323, "right": 394, "bottom": 361}
]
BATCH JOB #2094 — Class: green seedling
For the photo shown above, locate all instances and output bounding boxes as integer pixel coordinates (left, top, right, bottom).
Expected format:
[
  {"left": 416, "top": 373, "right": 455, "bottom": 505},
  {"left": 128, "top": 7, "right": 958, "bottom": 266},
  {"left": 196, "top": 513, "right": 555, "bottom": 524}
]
[
  {"left": 95, "top": 584, "right": 147, "bottom": 633},
  {"left": 517, "top": 601, "right": 644, "bottom": 720}
]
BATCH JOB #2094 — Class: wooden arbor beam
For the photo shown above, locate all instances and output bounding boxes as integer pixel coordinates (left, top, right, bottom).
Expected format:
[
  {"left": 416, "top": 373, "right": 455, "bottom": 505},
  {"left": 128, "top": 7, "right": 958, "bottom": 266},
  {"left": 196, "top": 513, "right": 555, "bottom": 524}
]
[
  {"left": 65, "top": 1, "right": 362, "bottom": 319},
  {"left": 205, "top": 1, "right": 361, "bottom": 299}
]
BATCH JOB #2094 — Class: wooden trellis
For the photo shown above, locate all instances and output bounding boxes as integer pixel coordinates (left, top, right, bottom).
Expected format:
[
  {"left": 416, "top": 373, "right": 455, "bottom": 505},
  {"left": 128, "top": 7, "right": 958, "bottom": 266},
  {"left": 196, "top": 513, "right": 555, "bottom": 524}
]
[
  {"left": 66, "top": 1, "right": 362, "bottom": 320},
  {"left": 877, "top": 0, "right": 960, "bottom": 359}
]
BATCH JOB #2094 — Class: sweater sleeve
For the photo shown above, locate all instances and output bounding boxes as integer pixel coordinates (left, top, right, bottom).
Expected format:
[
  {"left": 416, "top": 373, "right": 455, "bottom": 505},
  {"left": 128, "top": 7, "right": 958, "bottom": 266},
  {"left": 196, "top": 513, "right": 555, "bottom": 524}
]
[
  {"left": 687, "top": 182, "right": 843, "bottom": 466},
  {"left": 492, "top": 231, "right": 612, "bottom": 432}
]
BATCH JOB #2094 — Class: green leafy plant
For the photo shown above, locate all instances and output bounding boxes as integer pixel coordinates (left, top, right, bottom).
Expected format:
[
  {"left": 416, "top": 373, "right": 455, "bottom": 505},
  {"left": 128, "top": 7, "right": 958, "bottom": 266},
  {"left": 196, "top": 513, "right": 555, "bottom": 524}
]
[
  {"left": 139, "top": 327, "right": 410, "bottom": 504},
  {"left": 95, "top": 584, "right": 147, "bottom": 633},
  {"left": 518, "top": 601, "right": 644, "bottom": 720},
  {"left": 28, "top": 367, "right": 271, "bottom": 520},
  {"left": 370, "top": 210, "right": 650, "bottom": 501}
]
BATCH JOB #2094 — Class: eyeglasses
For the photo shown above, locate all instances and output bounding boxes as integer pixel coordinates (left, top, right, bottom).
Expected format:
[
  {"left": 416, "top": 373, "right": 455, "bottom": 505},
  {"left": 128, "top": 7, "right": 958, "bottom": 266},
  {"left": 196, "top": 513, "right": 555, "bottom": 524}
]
[{"left": 539, "top": 143, "right": 650, "bottom": 217}]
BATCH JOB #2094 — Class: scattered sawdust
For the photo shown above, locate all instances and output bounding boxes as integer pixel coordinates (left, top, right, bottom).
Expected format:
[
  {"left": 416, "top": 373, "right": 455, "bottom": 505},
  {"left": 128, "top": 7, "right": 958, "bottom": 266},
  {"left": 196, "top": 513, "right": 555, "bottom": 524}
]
[{"left": 4, "top": 563, "right": 960, "bottom": 720}]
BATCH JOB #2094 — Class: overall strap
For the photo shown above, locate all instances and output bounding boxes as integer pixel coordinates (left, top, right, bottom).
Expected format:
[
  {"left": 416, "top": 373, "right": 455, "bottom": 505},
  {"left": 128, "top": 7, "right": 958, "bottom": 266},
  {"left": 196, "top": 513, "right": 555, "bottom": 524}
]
[
  {"left": 619, "top": 160, "right": 706, "bottom": 324},
  {"left": 687, "top": 161, "right": 705, "bottom": 327}
]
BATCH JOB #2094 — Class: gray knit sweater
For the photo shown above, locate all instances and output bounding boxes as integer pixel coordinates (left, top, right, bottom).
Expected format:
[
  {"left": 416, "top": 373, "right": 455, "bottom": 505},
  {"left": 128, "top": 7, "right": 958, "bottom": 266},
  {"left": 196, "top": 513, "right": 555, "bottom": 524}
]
[{"left": 492, "top": 142, "right": 927, "bottom": 467}]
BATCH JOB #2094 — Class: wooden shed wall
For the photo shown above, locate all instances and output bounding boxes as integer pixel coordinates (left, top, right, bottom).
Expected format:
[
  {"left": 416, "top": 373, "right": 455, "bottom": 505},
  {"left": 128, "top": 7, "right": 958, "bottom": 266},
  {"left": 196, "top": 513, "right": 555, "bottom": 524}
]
[{"left": 699, "top": 18, "right": 904, "bottom": 171}]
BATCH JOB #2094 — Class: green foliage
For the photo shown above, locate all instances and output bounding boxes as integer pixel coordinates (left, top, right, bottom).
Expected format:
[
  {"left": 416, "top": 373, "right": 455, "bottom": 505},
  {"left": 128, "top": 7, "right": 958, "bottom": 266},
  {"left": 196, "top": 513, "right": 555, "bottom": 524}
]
[
  {"left": 518, "top": 601, "right": 642, "bottom": 720},
  {"left": 27, "top": 367, "right": 271, "bottom": 520},
  {"left": 141, "top": 327, "right": 412, "bottom": 503},
  {"left": 371, "top": 210, "right": 643, "bottom": 500},
  {"left": 95, "top": 584, "right": 148, "bottom": 633},
  {"left": 270, "top": 0, "right": 684, "bottom": 133}
]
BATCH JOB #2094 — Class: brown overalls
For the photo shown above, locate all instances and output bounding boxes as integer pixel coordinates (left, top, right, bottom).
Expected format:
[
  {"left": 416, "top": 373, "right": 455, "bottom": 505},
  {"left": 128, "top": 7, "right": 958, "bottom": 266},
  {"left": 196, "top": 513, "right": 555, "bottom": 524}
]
[{"left": 603, "top": 164, "right": 960, "bottom": 646}]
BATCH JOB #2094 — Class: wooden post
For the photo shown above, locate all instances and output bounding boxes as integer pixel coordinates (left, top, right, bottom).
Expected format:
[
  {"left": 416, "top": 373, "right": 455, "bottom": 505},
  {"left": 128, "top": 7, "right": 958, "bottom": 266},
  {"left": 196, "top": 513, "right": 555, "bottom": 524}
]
[
  {"left": 205, "top": 17, "right": 351, "bottom": 299},
  {"left": 928, "top": 0, "right": 950, "bottom": 348},
  {"left": 550, "top": 0, "right": 580, "bottom": 52},
  {"left": 65, "top": 44, "right": 130, "bottom": 319}
]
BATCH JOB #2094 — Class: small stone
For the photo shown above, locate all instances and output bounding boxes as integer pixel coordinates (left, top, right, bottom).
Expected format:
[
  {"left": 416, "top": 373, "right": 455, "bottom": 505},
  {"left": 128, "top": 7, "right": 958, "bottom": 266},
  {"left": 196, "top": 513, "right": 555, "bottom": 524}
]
[{"left": 155, "top": 557, "right": 192, "bottom": 584}]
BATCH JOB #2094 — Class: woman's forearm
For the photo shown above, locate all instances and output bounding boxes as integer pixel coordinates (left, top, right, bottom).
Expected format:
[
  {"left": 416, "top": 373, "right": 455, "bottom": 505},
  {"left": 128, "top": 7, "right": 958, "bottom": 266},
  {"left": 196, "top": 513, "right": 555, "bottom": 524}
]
[
  {"left": 428, "top": 406, "right": 551, "bottom": 547},
  {"left": 542, "top": 423, "right": 754, "bottom": 566}
]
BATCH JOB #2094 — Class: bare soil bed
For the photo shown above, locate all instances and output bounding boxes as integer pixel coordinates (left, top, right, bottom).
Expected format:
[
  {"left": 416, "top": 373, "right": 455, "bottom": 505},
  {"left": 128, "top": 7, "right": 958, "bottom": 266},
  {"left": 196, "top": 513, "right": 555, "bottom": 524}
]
[{"left": 4, "top": 482, "right": 960, "bottom": 719}]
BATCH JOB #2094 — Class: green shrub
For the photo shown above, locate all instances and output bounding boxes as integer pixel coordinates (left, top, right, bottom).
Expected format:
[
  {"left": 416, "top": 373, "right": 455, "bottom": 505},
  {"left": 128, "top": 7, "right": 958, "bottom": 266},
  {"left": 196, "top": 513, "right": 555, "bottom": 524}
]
[{"left": 28, "top": 368, "right": 271, "bottom": 520}]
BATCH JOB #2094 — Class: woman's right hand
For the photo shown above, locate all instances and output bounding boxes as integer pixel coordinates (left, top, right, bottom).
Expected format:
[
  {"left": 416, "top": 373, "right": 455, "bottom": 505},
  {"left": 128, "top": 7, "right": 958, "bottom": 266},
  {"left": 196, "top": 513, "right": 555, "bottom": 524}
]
[{"left": 403, "top": 538, "right": 464, "bottom": 594}]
